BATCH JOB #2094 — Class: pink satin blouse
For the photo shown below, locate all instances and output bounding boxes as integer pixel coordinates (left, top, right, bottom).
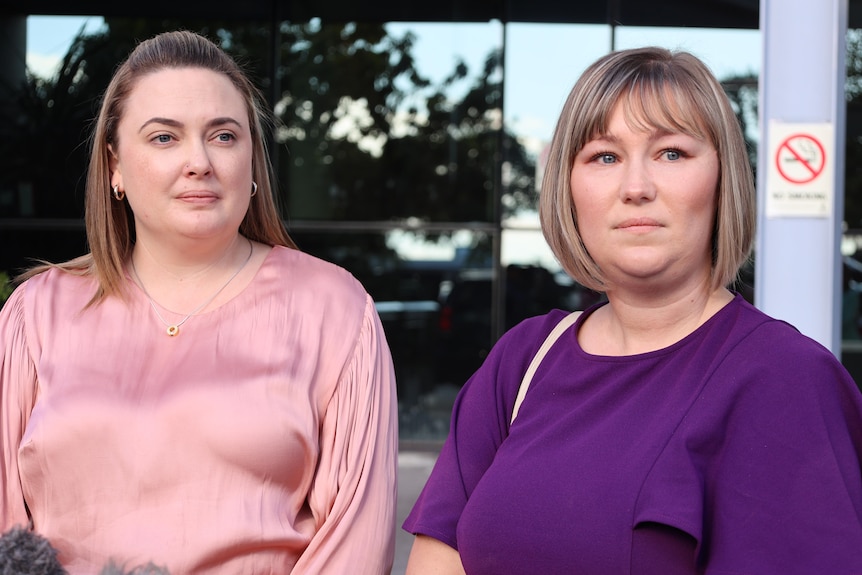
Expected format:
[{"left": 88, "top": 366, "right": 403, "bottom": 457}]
[{"left": 0, "top": 246, "right": 398, "bottom": 574}]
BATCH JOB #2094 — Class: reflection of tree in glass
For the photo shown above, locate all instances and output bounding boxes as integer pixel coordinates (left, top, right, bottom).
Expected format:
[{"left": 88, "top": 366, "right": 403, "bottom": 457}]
[
  {"left": 274, "top": 21, "right": 537, "bottom": 224},
  {"left": 845, "top": 29, "right": 862, "bottom": 230},
  {"left": 721, "top": 73, "right": 758, "bottom": 169},
  {"left": 0, "top": 25, "right": 112, "bottom": 219}
]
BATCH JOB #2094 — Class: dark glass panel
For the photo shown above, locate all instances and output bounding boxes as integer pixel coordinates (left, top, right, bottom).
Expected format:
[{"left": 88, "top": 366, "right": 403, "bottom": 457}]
[{"left": 0, "top": 223, "right": 87, "bottom": 277}]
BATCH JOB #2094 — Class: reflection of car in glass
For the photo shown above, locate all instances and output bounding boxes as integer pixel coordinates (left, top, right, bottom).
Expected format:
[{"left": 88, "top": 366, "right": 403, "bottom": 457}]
[
  {"left": 374, "top": 298, "right": 440, "bottom": 404},
  {"left": 434, "top": 265, "right": 602, "bottom": 386}
]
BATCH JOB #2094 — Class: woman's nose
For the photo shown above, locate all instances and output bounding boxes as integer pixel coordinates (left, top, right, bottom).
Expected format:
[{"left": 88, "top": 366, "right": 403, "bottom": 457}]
[
  {"left": 619, "top": 159, "right": 657, "bottom": 203},
  {"left": 183, "top": 141, "right": 213, "bottom": 176}
]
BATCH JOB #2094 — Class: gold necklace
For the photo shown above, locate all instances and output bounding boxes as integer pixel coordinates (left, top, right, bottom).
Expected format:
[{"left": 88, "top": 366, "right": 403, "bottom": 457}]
[{"left": 130, "top": 238, "right": 254, "bottom": 337}]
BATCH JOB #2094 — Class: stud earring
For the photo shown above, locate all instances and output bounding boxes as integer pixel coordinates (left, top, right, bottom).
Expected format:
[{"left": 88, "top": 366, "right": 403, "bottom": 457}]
[
  {"left": 251, "top": 182, "right": 258, "bottom": 197},
  {"left": 112, "top": 185, "right": 125, "bottom": 201}
]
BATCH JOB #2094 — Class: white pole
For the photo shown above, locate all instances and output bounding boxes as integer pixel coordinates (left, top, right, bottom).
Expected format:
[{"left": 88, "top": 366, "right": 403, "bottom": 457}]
[{"left": 756, "top": 0, "right": 848, "bottom": 355}]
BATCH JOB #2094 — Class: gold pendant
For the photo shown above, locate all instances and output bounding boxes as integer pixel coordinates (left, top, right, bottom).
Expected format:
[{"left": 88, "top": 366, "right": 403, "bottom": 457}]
[{"left": 167, "top": 325, "right": 180, "bottom": 337}]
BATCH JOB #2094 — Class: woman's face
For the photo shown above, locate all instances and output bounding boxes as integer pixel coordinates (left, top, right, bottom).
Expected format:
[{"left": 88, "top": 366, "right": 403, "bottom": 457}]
[
  {"left": 570, "top": 103, "right": 719, "bottom": 292},
  {"left": 109, "top": 67, "right": 253, "bottom": 246}
]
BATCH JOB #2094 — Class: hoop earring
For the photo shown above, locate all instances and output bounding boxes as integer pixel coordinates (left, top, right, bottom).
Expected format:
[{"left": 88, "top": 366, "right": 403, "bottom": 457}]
[
  {"left": 250, "top": 182, "right": 258, "bottom": 197},
  {"left": 112, "top": 185, "right": 125, "bottom": 201}
]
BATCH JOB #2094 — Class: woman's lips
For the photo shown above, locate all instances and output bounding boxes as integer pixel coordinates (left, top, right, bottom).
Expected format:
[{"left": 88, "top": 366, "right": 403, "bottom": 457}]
[
  {"left": 616, "top": 217, "right": 661, "bottom": 230},
  {"left": 176, "top": 190, "right": 219, "bottom": 203}
]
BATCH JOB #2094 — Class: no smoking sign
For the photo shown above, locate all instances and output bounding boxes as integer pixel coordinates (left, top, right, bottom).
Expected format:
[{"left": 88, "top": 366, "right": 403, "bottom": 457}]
[
  {"left": 776, "top": 134, "right": 825, "bottom": 184},
  {"left": 767, "top": 121, "right": 834, "bottom": 218}
]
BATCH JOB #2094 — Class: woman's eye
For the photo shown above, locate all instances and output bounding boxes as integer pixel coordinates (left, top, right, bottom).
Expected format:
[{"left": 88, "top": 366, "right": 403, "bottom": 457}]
[
  {"left": 215, "top": 132, "right": 235, "bottom": 142},
  {"left": 595, "top": 153, "right": 616, "bottom": 164},
  {"left": 153, "top": 134, "right": 173, "bottom": 144},
  {"left": 663, "top": 149, "right": 682, "bottom": 161}
]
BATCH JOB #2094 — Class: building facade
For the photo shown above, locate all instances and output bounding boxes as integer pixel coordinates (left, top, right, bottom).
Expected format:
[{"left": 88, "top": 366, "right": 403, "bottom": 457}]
[{"left": 2, "top": 2, "right": 861, "bottom": 442}]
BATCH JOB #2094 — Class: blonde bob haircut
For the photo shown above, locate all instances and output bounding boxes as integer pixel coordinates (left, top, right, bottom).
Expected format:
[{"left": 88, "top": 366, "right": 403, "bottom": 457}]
[
  {"left": 22, "top": 30, "right": 296, "bottom": 304},
  {"left": 539, "top": 46, "right": 755, "bottom": 293}
]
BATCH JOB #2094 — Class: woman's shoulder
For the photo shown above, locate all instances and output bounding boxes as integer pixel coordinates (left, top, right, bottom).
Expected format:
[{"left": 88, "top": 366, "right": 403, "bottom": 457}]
[
  {"left": 477, "top": 308, "right": 586, "bottom": 386},
  {"left": 256, "top": 246, "right": 375, "bottom": 345},
  {"left": 1, "top": 267, "right": 97, "bottom": 356},
  {"left": 264, "top": 245, "right": 368, "bottom": 302},
  {"left": 503, "top": 307, "right": 584, "bottom": 344},
  {"left": 494, "top": 304, "right": 600, "bottom": 362},
  {"left": 703, "top": 296, "right": 860, "bottom": 412},
  {"left": 16, "top": 265, "right": 97, "bottom": 305},
  {"left": 722, "top": 295, "right": 847, "bottom": 369}
]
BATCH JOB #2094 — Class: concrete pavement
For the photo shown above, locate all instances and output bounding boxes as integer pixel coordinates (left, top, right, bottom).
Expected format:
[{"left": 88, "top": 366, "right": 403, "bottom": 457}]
[{"left": 393, "top": 450, "right": 439, "bottom": 574}]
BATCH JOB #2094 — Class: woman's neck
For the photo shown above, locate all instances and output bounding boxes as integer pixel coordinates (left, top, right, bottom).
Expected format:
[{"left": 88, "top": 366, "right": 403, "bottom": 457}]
[
  {"left": 127, "top": 234, "right": 255, "bottom": 315},
  {"left": 133, "top": 234, "right": 243, "bottom": 283},
  {"left": 581, "top": 283, "right": 734, "bottom": 356}
]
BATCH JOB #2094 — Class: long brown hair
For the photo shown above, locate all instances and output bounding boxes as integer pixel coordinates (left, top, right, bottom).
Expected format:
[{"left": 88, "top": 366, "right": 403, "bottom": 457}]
[{"left": 19, "top": 30, "right": 296, "bottom": 304}]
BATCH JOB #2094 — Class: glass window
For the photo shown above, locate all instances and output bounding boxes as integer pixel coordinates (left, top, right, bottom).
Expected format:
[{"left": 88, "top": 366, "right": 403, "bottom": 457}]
[
  {"left": 844, "top": 27, "right": 862, "bottom": 375},
  {"left": 275, "top": 21, "right": 504, "bottom": 223}
]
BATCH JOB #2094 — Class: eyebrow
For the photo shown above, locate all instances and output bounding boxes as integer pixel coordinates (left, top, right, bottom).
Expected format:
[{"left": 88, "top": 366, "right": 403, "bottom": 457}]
[
  {"left": 138, "top": 117, "right": 243, "bottom": 133},
  {"left": 592, "top": 127, "right": 679, "bottom": 144}
]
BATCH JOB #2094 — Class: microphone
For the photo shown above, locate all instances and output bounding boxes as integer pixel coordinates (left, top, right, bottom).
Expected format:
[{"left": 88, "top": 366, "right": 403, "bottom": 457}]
[
  {"left": 0, "top": 526, "right": 170, "bottom": 575},
  {"left": 0, "top": 525, "right": 67, "bottom": 575}
]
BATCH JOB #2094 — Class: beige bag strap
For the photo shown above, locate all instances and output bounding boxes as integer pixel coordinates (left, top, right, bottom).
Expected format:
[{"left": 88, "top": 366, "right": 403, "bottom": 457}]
[{"left": 510, "top": 311, "right": 582, "bottom": 426}]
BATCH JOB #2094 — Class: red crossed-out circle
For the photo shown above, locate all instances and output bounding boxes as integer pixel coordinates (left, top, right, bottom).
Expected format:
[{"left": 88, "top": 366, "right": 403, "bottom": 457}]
[{"left": 775, "top": 134, "right": 826, "bottom": 184}]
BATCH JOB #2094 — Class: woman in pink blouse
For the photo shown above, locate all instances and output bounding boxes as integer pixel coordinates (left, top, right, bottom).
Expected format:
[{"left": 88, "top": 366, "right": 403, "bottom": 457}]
[{"left": 0, "top": 30, "right": 398, "bottom": 574}]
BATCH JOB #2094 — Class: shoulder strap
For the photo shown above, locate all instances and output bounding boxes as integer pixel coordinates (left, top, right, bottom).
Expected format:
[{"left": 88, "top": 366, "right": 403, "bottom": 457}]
[{"left": 510, "top": 311, "right": 582, "bottom": 426}]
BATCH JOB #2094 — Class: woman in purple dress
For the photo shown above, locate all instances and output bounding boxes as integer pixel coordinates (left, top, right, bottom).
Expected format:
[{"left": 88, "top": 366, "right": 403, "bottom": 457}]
[{"left": 403, "top": 47, "right": 862, "bottom": 574}]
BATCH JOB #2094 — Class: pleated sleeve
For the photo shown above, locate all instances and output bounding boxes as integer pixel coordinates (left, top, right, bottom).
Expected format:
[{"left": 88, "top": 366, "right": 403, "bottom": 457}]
[
  {"left": 0, "top": 284, "right": 37, "bottom": 530},
  {"left": 292, "top": 294, "right": 398, "bottom": 574}
]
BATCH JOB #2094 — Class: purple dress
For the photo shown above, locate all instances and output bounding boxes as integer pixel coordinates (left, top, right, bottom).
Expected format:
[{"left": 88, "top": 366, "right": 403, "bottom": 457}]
[{"left": 404, "top": 294, "right": 862, "bottom": 574}]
